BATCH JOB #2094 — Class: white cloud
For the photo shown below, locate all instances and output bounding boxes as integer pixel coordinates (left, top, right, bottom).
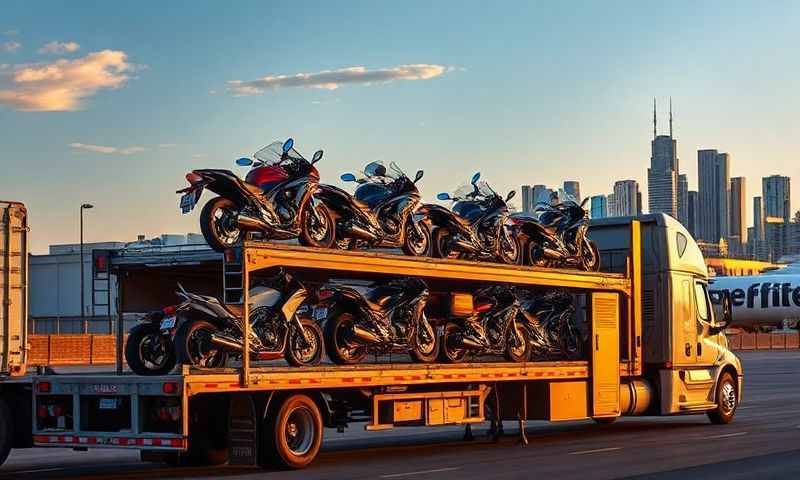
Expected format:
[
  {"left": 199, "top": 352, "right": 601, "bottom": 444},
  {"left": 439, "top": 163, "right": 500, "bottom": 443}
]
[
  {"left": 0, "top": 50, "right": 137, "bottom": 111},
  {"left": 3, "top": 30, "right": 19, "bottom": 36},
  {"left": 70, "top": 143, "right": 146, "bottom": 155},
  {"left": 1, "top": 41, "right": 21, "bottom": 53},
  {"left": 38, "top": 41, "right": 80, "bottom": 55},
  {"left": 227, "top": 64, "right": 450, "bottom": 96}
]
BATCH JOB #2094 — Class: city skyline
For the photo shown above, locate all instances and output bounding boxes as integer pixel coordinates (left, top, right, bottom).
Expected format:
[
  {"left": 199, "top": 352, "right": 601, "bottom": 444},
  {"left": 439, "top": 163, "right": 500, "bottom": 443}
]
[{"left": 2, "top": 1, "right": 799, "bottom": 253}]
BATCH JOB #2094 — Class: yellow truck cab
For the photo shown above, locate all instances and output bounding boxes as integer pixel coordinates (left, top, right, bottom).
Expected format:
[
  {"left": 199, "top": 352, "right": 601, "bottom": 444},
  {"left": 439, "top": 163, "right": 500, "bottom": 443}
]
[{"left": 591, "top": 213, "right": 741, "bottom": 423}]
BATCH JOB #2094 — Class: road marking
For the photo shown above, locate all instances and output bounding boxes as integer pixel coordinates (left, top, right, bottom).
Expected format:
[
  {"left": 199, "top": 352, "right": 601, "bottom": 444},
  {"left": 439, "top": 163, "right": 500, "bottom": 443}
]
[
  {"left": 380, "top": 467, "right": 461, "bottom": 478},
  {"left": 11, "top": 468, "right": 63, "bottom": 474},
  {"left": 698, "top": 431, "right": 747, "bottom": 440},
  {"left": 568, "top": 447, "right": 622, "bottom": 455}
]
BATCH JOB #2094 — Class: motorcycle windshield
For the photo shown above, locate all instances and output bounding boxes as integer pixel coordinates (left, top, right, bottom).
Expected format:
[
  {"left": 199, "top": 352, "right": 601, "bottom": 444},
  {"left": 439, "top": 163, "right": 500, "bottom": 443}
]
[
  {"left": 450, "top": 180, "right": 499, "bottom": 203},
  {"left": 360, "top": 161, "right": 406, "bottom": 184},
  {"left": 253, "top": 141, "right": 307, "bottom": 166}
]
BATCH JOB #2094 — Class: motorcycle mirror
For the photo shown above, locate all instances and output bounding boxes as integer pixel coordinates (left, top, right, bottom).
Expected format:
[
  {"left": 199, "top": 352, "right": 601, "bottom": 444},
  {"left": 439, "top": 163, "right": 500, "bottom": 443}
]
[
  {"left": 341, "top": 173, "right": 357, "bottom": 182},
  {"left": 471, "top": 172, "right": 481, "bottom": 185},
  {"left": 235, "top": 157, "right": 253, "bottom": 167},
  {"left": 580, "top": 197, "right": 590, "bottom": 208},
  {"left": 312, "top": 150, "right": 323, "bottom": 164},
  {"left": 414, "top": 170, "right": 424, "bottom": 182},
  {"left": 282, "top": 138, "right": 294, "bottom": 153},
  {"left": 437, "top": 192, "right": 451, "bottom": 201},
  {"left": 506, "top": 190, "right": 516, "bottom": 202}
]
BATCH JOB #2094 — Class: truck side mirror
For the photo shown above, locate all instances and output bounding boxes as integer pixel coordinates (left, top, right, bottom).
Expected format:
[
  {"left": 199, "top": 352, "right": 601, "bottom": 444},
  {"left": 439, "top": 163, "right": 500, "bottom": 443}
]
[{"left": 710, "top": 290, "right": 732, "bottom": 334}]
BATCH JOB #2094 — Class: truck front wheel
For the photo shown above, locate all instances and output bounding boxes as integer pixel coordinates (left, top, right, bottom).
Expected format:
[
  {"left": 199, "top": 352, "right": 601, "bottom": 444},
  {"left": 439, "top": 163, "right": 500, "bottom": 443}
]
[
  {"left": 263, "top": 394, "right": 323, "bottom": 469},
  {"left": 707, "top": 371, "right": 738, "bottom": 425}
]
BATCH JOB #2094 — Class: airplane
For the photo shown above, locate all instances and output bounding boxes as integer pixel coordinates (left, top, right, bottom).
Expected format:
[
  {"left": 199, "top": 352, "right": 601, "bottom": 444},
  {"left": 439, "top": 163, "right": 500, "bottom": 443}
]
[{"left": 709, "top": 259, "right": 800, "bottom": 331}]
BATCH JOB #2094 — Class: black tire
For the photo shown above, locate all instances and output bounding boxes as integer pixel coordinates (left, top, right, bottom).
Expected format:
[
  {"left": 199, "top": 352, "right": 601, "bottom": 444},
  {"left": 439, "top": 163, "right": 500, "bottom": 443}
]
[
  {"left": 324, "top": 312, "right": 368, "bottom": 365},
  {"left": 408, "top": 317, "right": 439, "bottom": 363},
  {"left": 125, "top": 323, "right": 176, "bottom": 376},
  {"left": 561, "top": 321, "right": 584, "bottom": 360},
  {"left": 285, "top": 318, "right": 324, "bottom": 367},
  {"left": 593, "top": 417, "right": 618, "bottom": 425},
  {"left": 299, "top": 203, "right": 335, "bottom": 249},
  {"left": 498, "top": 231, "right": 523, "bottom": 265},
  {"left": 526, "top": 241, "right": 554, "bottom": 268},
  {"left": 262, "top": 394, "right": 323, "bottom": 470},
  {"left": 402, "top": 219, "right": 431, "bottom": 257},
  {"left": 708, "top": 371, "right": 738, "bottom": 424},
  {"left": 174, "top": 320, "right": 228, "bottom": 369},
  {"left": 438, "top": 322, "right": 469, "bottom": 363},
  {"left": 0, "top": 399, "right": 12, "bottom": 467},
  {"left": 200, "top": 197, "right": 243, "bottom": 252},
  {"left": 581, "top": 239, "right": 601, "bottom": 272},
  {"left": 504, "top": 323, "right": 531, "bottom": 363},
  {"left": 432, "top": 228, "right": 459, "bottom": 259}
]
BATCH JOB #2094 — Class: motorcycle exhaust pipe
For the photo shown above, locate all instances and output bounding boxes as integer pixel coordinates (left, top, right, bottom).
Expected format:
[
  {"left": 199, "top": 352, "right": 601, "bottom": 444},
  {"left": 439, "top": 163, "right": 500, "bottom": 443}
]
[
  {"left": 236, "top": 213, "right": 270, "bottom": 232},
  {"left": 347, "top": 224, "right": 380, "bottom": 241},
  {"left": 351, "top": 325, "right": 381, "bottom": 344},
  {"left": 210, "top": 334, "right": 244, "bottom": 351},
  {"left": 457, "top": 335, "right": 483, "bottom": 350},
  {"left": 451, "top": 238, "right": 478, "bottom": 253},
  {"left": 540, "top": 246, "right": 566, "bottom": 259}
]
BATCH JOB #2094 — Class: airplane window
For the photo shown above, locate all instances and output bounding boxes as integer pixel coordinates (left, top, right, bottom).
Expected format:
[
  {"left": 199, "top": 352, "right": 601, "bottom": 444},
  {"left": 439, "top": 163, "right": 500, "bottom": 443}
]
[
  {"left": 695, "top": 282, "right": 710, "bottom": 322},
  {"left": 676, "top": 232, "right": 688, "bottom": 258}
]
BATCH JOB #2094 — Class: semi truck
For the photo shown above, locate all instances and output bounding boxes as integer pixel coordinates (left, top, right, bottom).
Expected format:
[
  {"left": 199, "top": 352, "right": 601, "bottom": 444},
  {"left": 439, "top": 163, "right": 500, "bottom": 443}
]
[{"left": 2, "top": 207, "right": 741, "bottom": 470}]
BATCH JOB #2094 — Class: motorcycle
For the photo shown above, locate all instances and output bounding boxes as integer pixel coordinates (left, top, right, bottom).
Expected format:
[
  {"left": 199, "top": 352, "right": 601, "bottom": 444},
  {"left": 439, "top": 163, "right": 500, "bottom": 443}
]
[
  {"left": 314, "top": 161, "right": 430, "bottom": 256},
  {"left": 438, "top": 285, "right": 530, "bottom": 363},
  {"left": 177, "top": 138, "right": 335, "bottom": 252},
  {"left": 420, "top": 172, "right": 522, "bottom": 264},
  {"left": 125, "top": 309, "right": 179, "bottom": 375},
  {"left": 508, "top": 195, "right": 600, "bottom": 271},
  {"left": 314, "top": 277, "right": 439, "bottom": 364},
  {"left": 516, "top": 289, "right": 584, "bottom": 360}
]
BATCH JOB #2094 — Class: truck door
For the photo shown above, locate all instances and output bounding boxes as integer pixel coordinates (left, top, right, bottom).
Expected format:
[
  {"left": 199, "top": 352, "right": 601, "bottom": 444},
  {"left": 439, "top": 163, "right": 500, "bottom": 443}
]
[
  {"left": 591, "top": 292, "right": 620, "bottom": 417},
  {"left": 694, "top": 281, "right": 719, "bottom": 367}
]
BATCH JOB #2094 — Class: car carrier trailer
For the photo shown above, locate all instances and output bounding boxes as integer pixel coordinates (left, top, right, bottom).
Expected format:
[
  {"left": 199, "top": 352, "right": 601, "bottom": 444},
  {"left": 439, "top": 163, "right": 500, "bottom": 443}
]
[{"left": 13, "top": 214, "right": 743, "bottom": 470}]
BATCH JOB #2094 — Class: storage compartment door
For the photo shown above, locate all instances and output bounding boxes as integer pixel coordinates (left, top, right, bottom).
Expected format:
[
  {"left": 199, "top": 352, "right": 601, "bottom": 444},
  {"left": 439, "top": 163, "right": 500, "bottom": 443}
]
[{"left": 591, "top": 292, "right": 620, "bottom": 417}]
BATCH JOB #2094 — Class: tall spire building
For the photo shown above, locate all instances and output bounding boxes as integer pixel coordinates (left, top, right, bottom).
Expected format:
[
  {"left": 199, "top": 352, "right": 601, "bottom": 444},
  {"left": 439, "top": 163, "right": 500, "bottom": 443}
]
[{"left": 647, "top": 98, "right": 680, "bottom": 218}]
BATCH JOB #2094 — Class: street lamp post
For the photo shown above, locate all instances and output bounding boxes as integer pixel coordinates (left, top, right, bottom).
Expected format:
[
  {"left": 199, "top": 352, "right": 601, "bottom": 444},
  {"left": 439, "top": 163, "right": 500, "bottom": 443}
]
[{"left": 80, "top": 203, "right": 94, "bottom": 334}]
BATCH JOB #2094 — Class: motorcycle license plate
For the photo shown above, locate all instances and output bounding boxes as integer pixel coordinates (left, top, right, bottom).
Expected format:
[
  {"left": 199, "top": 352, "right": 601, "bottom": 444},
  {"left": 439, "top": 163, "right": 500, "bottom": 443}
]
[
  {"left": 180, "top": 188, "right": 202, "bottom": 213},
  {"left": 312, "top": 307, "right": 328, "bottom": 321},
  {"left": 160, "top": 316, "right": 176, "bottom": 330}
]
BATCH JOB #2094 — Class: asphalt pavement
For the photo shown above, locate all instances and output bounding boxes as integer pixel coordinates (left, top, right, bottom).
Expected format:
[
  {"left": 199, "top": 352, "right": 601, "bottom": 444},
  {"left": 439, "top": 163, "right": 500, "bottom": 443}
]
[{"left": 2, "top": 350, "right": 799, "bottom": 479}]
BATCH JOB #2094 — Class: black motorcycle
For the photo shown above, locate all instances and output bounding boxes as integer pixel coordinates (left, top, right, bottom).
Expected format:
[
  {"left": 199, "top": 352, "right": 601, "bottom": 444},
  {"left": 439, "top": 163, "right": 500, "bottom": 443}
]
[
  {"left": 420, "top": 172, "right": 522, "bottom": 264},
  {"left": 314, "top": 277, "right": 439, "bottom": 364},
  {"left": 516, "top": 290, "right": 584, "bottom": 360},
  {"left": 178, "top": 138, "right": 335, "bottom": 252},
  {"left": 438, "top": 285, "right": 530, "bottom": 363},
  {"left": 509, "top": 196, "right": 600, "bottom": 271},
  {"left": 314, "top": 161, "right": 430, "bottom": 256}
]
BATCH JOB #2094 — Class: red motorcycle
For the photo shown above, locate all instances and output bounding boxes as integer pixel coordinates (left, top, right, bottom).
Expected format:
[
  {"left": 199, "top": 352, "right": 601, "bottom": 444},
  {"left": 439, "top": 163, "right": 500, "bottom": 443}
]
[{"left": 178, "top": 138, "right": 335, "bottom": 251}]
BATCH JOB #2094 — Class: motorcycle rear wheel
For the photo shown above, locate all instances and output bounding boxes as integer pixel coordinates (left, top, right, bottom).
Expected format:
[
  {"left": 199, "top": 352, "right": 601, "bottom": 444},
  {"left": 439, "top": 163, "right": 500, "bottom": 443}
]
[
  {"left": 175, "top": 319, "right": 228, "bottom": 369},
  {"left": 125, "top": 323, "right": 176, "bottom": 375},
  {"left": 525, "top": 242, "right": 555, "bottom": 268},
  {"left": 299, "top": 203, "right": 335, "bottom": 249},
  {"left": 200, "top": 197, "right": 243, "bottom": 252},
  {"left": 408, "top": 319, "right": 439, "bottom": 363},
  {"left": 504, "top": 324, "right": 531, "bottom": 363},
  {"left": 438, "top": 322, "right": 469, "bottom": 363},
  {"left": 432, "top": 228, "right": 461, "bottom": 259},
  {"left": 324, "top": 312, "right": 368, "bottom": 365},
  {"left": 285, "top": 318, "right": 324, "bottom": 366}
]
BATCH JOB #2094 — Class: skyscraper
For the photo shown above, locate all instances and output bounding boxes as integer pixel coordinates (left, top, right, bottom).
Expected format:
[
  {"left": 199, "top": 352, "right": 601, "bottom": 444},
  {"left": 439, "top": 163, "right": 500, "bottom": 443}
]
[
  {"left": 608, "top": 193, "right": 617, "bottom": 217},
  {"left": 687, "top": 190, "right": 700, "bottom": 238},
  {"left": 590, "top": 195, "right": 607, "bottom": 219},
  {"left": 752, "top": 196, "right": 765, "bottom": 259},
  {"left": 697, "top": 149, "right": 730, "bottom": 242},
  {"left": 613, "top": 180, "right": 640, "bottom": 217},
  {"left": 532, "top": 184, "right": 553, "bottom": 206},
  {"left": 728, "top": 177, "right": 746, "bottom": 256},
  {"left": 762, "top": 175, "right": 791, "bottom": 224},
  {"left": 521, "top": 185, "right": 532, "bottom": 213},
  {"left": 563, "top": 181, "right": 581, "bottom": 202},
  {"left": 677, "top": 174, "right": 689, "bottom": 226},
  {"left": 647, "top": 98, "right": 679, "bottom": 217}
]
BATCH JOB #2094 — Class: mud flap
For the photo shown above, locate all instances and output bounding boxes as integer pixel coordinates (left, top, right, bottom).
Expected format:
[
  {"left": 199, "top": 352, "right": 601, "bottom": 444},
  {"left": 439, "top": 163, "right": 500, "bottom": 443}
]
[{"left": 229, "top": 394, "right": 258, "bottom": 466}]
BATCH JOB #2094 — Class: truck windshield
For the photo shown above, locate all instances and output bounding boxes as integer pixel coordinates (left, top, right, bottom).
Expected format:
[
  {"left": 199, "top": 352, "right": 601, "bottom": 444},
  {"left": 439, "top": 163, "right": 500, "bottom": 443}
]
[{"left": 695, "top": 283, "right": 710, "bottom": 322}]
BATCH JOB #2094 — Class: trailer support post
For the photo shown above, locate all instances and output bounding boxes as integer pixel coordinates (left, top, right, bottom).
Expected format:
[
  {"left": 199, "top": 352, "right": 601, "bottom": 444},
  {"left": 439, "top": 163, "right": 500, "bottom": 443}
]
[{"left": 518, "top": 383, "right": 528, "bottom": 446}]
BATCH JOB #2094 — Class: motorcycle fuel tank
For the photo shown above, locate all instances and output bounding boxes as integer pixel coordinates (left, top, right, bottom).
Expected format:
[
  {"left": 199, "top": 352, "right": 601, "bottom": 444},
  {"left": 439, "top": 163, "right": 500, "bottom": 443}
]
[
  {"left": 245, "top": 165, "right": 289, "bottom": 192},
  {"left": 249, "top": 286, "right": 282, "bottom": 308},
  {"left": 453, "top": 201, "right": 486, "bottom": 223},
  {"left": 355, "top": 183, "right": 393, "bottom": 209}
]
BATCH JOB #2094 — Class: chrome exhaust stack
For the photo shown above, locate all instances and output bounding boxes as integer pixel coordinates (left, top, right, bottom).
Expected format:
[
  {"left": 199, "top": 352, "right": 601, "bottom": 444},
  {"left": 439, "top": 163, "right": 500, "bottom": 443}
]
[
  {"left": 347, "top": 223, "right": 380, "bottom": 241},
  {"left": 210, "top": 333, "right": 244, "bottom": 351},
  {"left": 351, "top": 325, "right": 381, "bottom": 344},
  {"left": 236, "top": 213, "right": 270, "bottom": 232}
]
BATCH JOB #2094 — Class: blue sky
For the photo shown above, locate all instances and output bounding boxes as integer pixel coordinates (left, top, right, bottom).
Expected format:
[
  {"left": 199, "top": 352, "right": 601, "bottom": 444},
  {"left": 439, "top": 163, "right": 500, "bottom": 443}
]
[{"left": 1, "top": 0, "right": 798, "bottom": 252}]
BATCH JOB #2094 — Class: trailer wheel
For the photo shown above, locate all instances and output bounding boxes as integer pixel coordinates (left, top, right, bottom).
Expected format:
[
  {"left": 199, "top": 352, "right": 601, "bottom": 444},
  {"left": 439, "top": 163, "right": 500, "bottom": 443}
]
[
  {"left": 263, "top": 394, "right": 323, "bottom": 469},
  {"left": 708, "top": 371, "right": 738, "bottom": 425},
  {"left": 0, "top": 398, "right": 12, "bottom": 467}
]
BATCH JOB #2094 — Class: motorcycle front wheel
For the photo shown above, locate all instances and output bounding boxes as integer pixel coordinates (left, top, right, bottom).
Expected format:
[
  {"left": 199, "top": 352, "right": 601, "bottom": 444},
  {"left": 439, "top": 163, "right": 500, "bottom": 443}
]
[
  {"left": 581, "top": 239, "right": 601, "bottom": 271},
  {"left": 125, "top": 323, "right": 176, "bottom": 375},
  {"left": 408, "top": 318, "right": 439, "bottom": 363},
  {"left": 504, "top": 323, "right": 531, "bottom": 363},
  {"left": 299, "top": 203, "right": 335, "bottom": 249},
  {"left": 498, "top": 230, "right": 523, "bottom": 265},
  {"left": 200, "top": 197, "right": 243, "bottom": 252},
  {"left": 324, "top": 312, "right": 368, "bottom": 365},
  {"left": 174, "top": 319, "right": 228, "bottom": 369},
  {"left": 285, "top": 318, "right": 324, "bottom": 366},
  {"left": 402, "top": 219, "right": 431, "bottom": 257},
  {"left": 431, "top": 228, "right": 461, "bottom": 259},
  {"left": 525, "top": 241, "right": 555, "bottom": 268}
]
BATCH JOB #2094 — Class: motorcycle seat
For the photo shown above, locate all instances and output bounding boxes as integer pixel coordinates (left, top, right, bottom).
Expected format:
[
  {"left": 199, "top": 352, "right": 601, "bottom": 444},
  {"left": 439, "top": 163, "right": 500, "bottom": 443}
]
[
  {"left": 224, "top": 304, "right": 244, "bottom": 317},
  {"left": 364, "top": 295, "right": 393, "bottom": 311}
]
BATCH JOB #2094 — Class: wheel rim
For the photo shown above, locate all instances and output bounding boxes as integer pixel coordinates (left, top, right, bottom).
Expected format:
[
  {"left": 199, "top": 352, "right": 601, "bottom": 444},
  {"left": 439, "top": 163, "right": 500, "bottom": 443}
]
[
  {"left": 508, "top": 326, "right": 527, "bottom": 359},
  {"left": 305, "top": 206, "right": 331, "bottom": 243},
  {"left": 445, "top": 327, "right": 466, "bottom": 361},
  {"left": 415, "top": 319, "right": 436, "bottom": 356},
  {"left": 336, "top": 315, "right": 365, "bottom": 361},
  {"left": 720, "top": 381, "right": 736, "bottom": 414},
  {"left": 139, "top": 334, "right": 169, "bottom": 370},
  {"left": 211, "top": 206, "right": 241, "bottom": 246},
  {"left": 406, "top": 221, "right": 428, "bottom": 255},
  {"left": 292, "top": 327, "right": 318, "bottom": 364},
  {"left": 285, "top": 406, "right": 315, "bottom": 456},
  {"left": 187, "top": 327, "right": 223, "bottom": 367},
  {"left": 501, "top": 231, "right": 518, "bottom": 263}
]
